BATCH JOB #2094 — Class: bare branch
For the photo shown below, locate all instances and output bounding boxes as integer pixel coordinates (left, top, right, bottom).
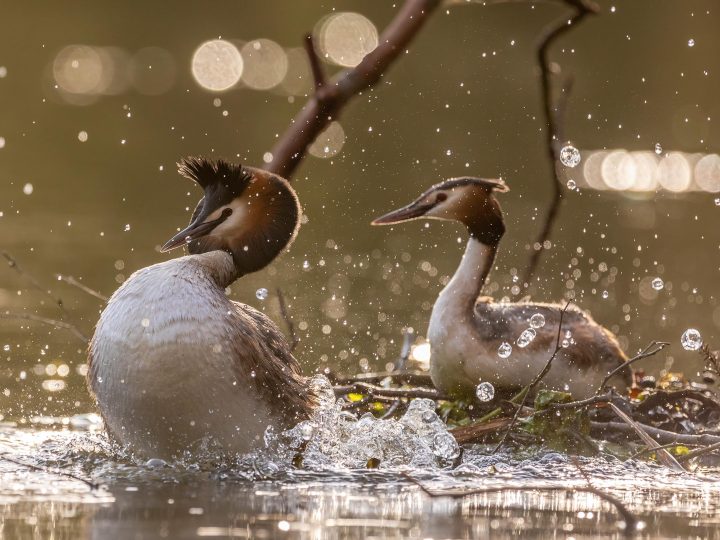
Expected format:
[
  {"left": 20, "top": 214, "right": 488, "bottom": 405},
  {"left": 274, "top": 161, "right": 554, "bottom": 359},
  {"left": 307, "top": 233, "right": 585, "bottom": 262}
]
[
  {"left": 333, "top": 381, "right": 448, "bottom": 400},
  {"left": 492, "top": 301, "right": 571, "bottom": 452},
  {"left": 597, "top": 341, "right": 670, "bottom": 393},
  {"left": 520, "top": 0, "right": 599, "bottom": 289},
  {"left": 303, "top": 33, "right": 326, "bottom": 90},
  {"left": 591, "top": 421, "right": 720, "bottom": 447},
  {"left": 267, "top": 0, "right": 442, "bottom": 179},
  {"left": 56, "top": 274, "right": 109, "bottom": 302},
  {"left": 2, "top": 251, "right": 71, "bottom": 318},
  {"left": 0, "top": 312, "right": 89, "bottom": 343},
  {"left": 676, "top": 441, "right": 720, "bottom": 463}
]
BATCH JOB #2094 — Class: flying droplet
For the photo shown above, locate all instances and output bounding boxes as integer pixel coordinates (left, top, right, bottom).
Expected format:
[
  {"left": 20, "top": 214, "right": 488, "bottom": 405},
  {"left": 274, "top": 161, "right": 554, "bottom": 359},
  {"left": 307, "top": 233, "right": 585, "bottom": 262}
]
[
  {"left": 654, "top": 143, "right": 662, "bottom": 155},
  {"left": 3, "top": 344, "right": 10, "bottom": 352},
  {"left": 714, "top": 197, "right": 720, "bottom": 206},
  {"left": 475, "top": 381, "right": 495, "bottom": 402},
  {"left": 529, "top": 313, "right": 546, "bottom": 329},
  {"left": 601, "top": 290, "right": 609, "bottom": 299},
  {"left": 255, "top": 288, "right": 268, "bottom": 300},
  {"left": 123, "top": 224, "right": 131, "bottom": 232},
  {"left": 141, "top": 318, "right": 150, "bottom": 328},
  {"left": 22, "top": 183, "right": 34, "bottom": 195},
  {"left": 302, "top": 260, "right": 310, "bottom": 270},
  {"left": 497, "top": 341, "right": 512, "bottom": 358},
  {"left": 559, "top": 145, "right": 581, "bottom": 168},
  {"left": 651, "top": 277, "right": 664, "bottom": 291},
  {"left": 78, "top": 131, "right": 88, "bottom": 142},
  {"left": 688, "top": 39, "right": 695, "bottom": 47},
  {"left": 566, "top": 179, "right": 577, "bottom": 190},
  {"left": 681, "top": 328, "right": 702, "bottom": 351},
  {"left": 432, "top": 431, "right": 460, "bottom": 459},
  {"left": 516, "top": 328, "right": 537, "bottom": 348}
]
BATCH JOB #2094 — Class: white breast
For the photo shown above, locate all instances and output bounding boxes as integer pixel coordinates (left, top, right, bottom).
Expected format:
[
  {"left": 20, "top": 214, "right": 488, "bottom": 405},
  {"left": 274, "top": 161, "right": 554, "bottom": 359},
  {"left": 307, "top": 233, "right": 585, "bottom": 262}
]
[{"left": 88, "top": 253, "right": 277, "bottom": 459}]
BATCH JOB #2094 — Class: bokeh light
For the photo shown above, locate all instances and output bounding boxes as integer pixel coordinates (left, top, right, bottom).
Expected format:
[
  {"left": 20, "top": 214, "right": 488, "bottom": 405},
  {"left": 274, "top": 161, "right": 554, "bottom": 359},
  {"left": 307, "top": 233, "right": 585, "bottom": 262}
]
[
  {"left": 191, "top": 39, "right": 243, "bottom": 91},
  {"left": 316, "top": 12, "right": 379, "bottom": 68},
  {"left": 695, "top": 153, "right": 720, "bottom": 192},
  {"left": 240, "top": 39, "right": 288, "bottom": 90},
  {"left": 656, "top": 152, "right": 692, "bottom": 192},
  {"left": 309, "top": 122, "right": 346, "bottom": 158},
  {"left": 53, "top": 45, "right": 107, "bottom": 95}
]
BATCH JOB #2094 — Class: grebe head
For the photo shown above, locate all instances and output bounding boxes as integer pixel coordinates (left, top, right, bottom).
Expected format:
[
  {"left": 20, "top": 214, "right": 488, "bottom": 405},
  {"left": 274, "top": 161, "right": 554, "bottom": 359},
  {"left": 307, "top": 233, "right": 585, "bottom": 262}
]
[
  {"left": 372, "top": 177, "right": 509, "bottom": 245},
  {"left": 161, "top": 157, "right": 300, "bottom": 275}
]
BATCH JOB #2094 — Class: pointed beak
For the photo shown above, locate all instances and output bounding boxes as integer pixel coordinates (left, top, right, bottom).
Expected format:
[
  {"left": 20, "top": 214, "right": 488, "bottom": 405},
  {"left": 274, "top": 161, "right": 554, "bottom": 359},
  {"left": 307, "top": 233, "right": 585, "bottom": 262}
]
[
  {"left": 371, "top": 201, "right": 434, "bottom": 226},
  {"left": 160, "top": 208, "right": 232, "bottom": 252}
]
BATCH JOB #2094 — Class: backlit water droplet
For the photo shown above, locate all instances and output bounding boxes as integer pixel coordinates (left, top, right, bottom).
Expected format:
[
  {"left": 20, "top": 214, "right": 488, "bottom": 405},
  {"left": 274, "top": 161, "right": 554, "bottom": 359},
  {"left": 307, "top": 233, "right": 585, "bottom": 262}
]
[
  {"left": 432, "top": 432, "right": 460, "bottom": 460},
  {"left": 566, "top": 179, "right": 577, "bottom": 190},
  {"left": 123, "top": 224, "right": 131, "bottom": 232},
  {"left": 475, "top": 381, "right": 495, "bottom": 402},
  {"left": 529, "top": 313, "right": 546, "bottom": 329},
  {"left": 516, "top": 328, "right": 537, "bottom": 348},
  {"left": 22, "top": 183, "right": 33, "bottom": 195},
  {"left": 497, "top": 341, "right": 512, "bottom": 358},
  {"left": 681, "top": 328, "right": 702, "bottom": 351},
  {"left": 651, "top": 277, "right": 664, "bottom": 291},
  {"left": 602, "top": 290, "right": 609, "bottom": 299},
  {"left": 559, "top": 145, "right": 581, "bottom": 167},
  {"left": 654, "top": 143, "right": 662, "bottom": 155},
  {"left": 714, "top": 197, "right": 720, "bottom": 206},
  {"left": 688, "top": 39, "right": 695, "bottom": 47},
  {"left": 255, "top": 287, "right": 268, "bottom": 300}
]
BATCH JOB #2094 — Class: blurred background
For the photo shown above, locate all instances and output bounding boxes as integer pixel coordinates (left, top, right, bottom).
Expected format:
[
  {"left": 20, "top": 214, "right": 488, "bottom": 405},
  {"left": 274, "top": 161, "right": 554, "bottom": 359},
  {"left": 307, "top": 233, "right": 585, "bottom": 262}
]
[{"left": 0, "top": 0, "right": 718, "bottom": 420}]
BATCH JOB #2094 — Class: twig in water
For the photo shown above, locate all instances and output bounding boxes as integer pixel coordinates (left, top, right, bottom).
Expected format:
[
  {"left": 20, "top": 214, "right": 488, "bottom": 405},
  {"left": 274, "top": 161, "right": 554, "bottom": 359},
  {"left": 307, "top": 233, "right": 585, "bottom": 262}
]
[
  {"left": 56, "top": 274, "right": 109, "bottom": 302},
  {"left": 334, "top": 381, "right": 448, "bottom": 401},
  {"left": 607, "top": 402, "right": 684, "bottom": 472},
  {"left": 629, "top": 443, "right": 700, "bottom": 462},
  {"left": 491, "top": 301, "right": 572, "bottom": 453},
  {"left": 402, "top": 470, "right": 638, "bottom": 534},
  {"left": 520, "top": 0, "right": 600, "bottom": 289},
  {"left": 394, "top": 328, "right": 415, "bottom": 371},
  {"left": 0, "top": 312, "right": 89, "bottom": 343},
  {"left": 590, "top": 421, "right": 720, "bottom": 447},
  {"left": 267, "top": 0, "right": 442, "bottom": 179},
  {"left": 596, "top": 341, "right": 670, "bottom": 394},
  {"left": 0, "top": 452, "right": 99, "bottom": 490},
  {"left": 276, "top": 288, "right": 299, "bottom": 352}
]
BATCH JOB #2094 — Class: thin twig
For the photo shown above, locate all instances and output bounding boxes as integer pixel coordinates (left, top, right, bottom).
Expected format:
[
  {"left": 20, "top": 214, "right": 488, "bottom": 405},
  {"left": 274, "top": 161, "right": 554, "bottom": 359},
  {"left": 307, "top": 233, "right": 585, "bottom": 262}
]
[
  {"left": 520, "top": 0, "right": 599, "bottom": 289},
  {"left": 402, "top": 472, "right": 638, "bottom": 533},
  {"left": 629, "top": 443, "right": 700, "bottom": 461},
  {"left": 591, "top": 421, "right": 720, "bottom": 446},
  {"left": 276, "top": 288, "right": 299, "bottom": 352},
  {"left": 607, "top": 402, "right": 684, "bottom": 472},
  {"left": 0, "top": 312, "right": 89, "bottom": 343},
  {"left": 0, "top": 453, "right": 99, "bottom": 490},
  {"left": 56, "top": 274, "right": 109, "bottom": 302},
  {"left": 394, "top": 328, "right": 415, "bottom": 371},
  {"left": 491, "top": 301, "right": 571, "bottom": 453},
  {"left": 597, "top": 341, "right": 670, "bottom": 394},
  {"left": 676, "top": 441, "right": 720, "bottom": 463},
  {"left": 334, "top": 381, "right": 448, "bottom": 400},
  {"left": 303, "top": 34, "right": 326, "bottom": 90},
  {"left": 2, "top": 251, "right": 72, "bottom": 318},
  {"left": 333, "top": 370, "right": 433, "bottom": 387},
  {"left": 267, "top": 0, "right": 442, "bottom": 179}
]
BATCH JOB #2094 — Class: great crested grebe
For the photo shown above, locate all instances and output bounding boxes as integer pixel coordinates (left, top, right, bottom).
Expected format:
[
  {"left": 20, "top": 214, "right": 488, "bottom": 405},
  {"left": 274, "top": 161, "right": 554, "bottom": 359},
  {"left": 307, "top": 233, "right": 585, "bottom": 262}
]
[
  {"left": 88, "top": 158, "right": 315, "bottom": 459},
  {"left": 373, "top": 177, "right": 631, "bottom": 399}
]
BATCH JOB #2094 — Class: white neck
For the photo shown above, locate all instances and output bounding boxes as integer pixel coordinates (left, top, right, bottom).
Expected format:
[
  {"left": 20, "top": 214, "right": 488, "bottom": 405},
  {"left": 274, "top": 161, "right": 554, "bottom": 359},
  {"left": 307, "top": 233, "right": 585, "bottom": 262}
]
[{"left": 438, "top": 238, "right": 496, "bottom": 309}]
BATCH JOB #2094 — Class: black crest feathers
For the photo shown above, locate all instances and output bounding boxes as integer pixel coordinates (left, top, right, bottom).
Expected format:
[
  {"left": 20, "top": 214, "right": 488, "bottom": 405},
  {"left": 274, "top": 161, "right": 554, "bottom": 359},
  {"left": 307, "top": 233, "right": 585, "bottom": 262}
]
[{"left": 177, "top": 157, "right": 252, "bottom": 189}]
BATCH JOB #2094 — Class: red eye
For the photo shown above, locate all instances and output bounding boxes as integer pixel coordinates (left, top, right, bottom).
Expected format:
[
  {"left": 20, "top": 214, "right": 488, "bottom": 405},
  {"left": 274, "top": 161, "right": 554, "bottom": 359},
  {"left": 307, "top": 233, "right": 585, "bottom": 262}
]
[{"left": 436, "top": 193, "right": 448, "bottom": 203}]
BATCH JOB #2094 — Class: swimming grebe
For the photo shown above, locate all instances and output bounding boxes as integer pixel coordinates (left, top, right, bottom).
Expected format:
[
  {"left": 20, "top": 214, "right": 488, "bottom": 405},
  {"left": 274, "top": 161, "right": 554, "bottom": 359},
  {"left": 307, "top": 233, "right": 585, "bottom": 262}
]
[
  {"left": 88, "top": 158, "right": 315, "bottom": 459},
  {"left": 373, "top": 177, "right": 631, "bottom": 399}
]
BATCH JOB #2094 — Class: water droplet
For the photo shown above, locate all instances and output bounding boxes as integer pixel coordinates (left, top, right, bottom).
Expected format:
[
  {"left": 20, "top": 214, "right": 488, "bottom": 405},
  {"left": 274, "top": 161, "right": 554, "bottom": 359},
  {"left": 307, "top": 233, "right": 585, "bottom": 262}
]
[
  {"left": 421, "top": 409, "right": 438, "bottom": 423},
  {"left": 78, "top": 131, "right": 88, "bottom": 142},
  {"left": 255, "top": 287, "right": 268, "bottom": 300},
  {"left": 601, "top": 290, "right": 609, "bottom": 299},
  {"left": 566, "top": 179, "right": 577, "bottom": 190},
  {"left": 22, "top": 183, "right": 33, "bottom": 195},
  {"left": 529, "top": 313, "right": 546, "bottom": 329},
  {"left": 714, "top": 197, "right": 720, "bottom": 206},
  {"left": 3, "top": 344, "right": 9, "bottom": 352},
  {"left": 681, "top": 328, "right": 703, "bottom": 351},
  {"left": 559, "top": 145, "right": 581, "bottom": 167},
  {"left": 475, "top": 381, "right": 495, "bottom": 402},
  {"left": 302, "top": 260, "right": 310, "bottom": 270},
  {"left": 299, "top": 422, "right": 314, "bottom": 440},
  {"left": 141, "top": 318, "right": 150, "bottom": 327},
  {"left": 654, "top": 142, "right": 663, "bottom": 155},
  {"left": 651, "top": 277, "right": 664, "bottom": 291},
  {"left": 497, "top": 341, "right": 512, "bottom": 358},
  {"left": 516, "top": 328, "right": 537, "bottom": 348},
  {"left": 123, "top": 223, "right": 131, "bottom": 232},
  {"left": 688, "top": 39, "right": 695, "bottom": 47},
  {"left": 432, "top": 432, "right": 460, "bottom": 459}
]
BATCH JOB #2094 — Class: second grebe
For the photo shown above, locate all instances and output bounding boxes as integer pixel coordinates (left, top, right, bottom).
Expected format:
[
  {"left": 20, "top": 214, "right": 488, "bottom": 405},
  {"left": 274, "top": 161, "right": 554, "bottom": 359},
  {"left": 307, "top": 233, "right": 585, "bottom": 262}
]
[
  {"left": 88, "top": 158, "right": 315, "bottom": 459},
  {"left": 373, "top": 177, "right": 631, "bottom": 399}
]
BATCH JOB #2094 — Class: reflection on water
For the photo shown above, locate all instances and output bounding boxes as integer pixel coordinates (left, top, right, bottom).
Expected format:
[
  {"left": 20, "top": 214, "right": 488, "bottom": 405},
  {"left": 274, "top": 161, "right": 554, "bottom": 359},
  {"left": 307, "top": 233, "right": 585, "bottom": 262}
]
[{"left": 2, "top": 423, "right": 720, "bottom": 539}]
